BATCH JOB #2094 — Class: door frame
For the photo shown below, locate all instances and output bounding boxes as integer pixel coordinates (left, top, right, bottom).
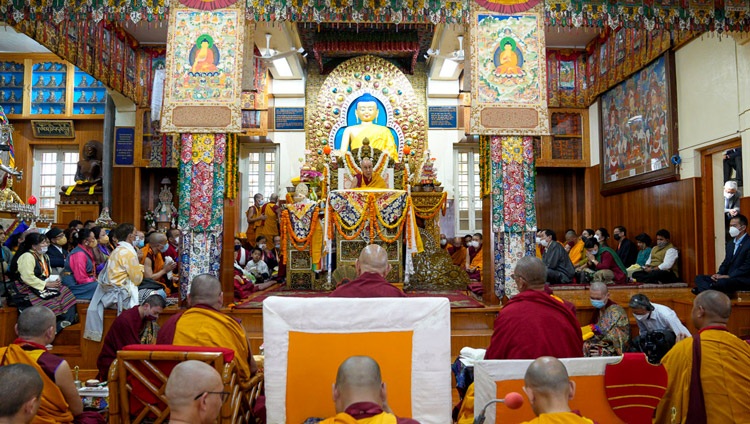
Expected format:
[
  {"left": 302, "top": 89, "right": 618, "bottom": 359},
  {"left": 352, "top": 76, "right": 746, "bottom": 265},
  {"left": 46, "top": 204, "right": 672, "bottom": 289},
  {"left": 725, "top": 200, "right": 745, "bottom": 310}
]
[{"left": 699, "top": 138, "right": 741, "bottom": 274}]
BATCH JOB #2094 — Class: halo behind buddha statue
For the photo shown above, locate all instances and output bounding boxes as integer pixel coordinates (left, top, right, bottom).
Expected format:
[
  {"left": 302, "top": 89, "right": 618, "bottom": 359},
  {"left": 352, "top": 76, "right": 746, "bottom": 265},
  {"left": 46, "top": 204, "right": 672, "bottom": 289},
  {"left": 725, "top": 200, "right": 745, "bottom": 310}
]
[{"left": 306, "top": 55, "right": 427, "bottom": 168}]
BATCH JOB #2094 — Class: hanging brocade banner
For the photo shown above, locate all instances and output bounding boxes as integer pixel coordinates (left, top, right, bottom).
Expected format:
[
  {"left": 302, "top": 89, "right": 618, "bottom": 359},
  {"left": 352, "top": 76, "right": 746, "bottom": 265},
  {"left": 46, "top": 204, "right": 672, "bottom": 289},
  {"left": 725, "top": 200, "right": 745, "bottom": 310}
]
[
  {"left": 178, "top": 133, "right": 227, "bottom": 232},
  {"left": 161, "top": 3, "right": 245, "bottom": 133},
  {"left": 470, "top": 4, "right": 549, "bottom": 136},
  {"left": 488, "top": 135, "right": 537, "bottom": 298}
]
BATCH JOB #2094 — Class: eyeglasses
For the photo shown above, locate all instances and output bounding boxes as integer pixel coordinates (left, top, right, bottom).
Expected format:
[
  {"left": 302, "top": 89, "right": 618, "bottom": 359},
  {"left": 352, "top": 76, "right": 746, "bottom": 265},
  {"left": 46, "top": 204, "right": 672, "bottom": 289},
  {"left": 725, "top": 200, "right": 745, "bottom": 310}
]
[{"left": 194, "top": 391, "right": 230, "bottom": 403}]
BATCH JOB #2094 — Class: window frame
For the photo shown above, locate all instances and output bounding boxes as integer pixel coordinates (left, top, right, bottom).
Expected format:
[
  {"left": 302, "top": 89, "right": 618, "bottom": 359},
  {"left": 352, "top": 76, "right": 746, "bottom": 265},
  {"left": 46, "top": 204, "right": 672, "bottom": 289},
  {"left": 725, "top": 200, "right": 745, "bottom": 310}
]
[
  {"left": 32, "top": 146, "right": 79, "bottom": 216},
  {"left": 239, "top": 143, "right": 279, "bottom": 234},
  {"left": 453, "top": 143, "right": 482, "bottom": 234}
]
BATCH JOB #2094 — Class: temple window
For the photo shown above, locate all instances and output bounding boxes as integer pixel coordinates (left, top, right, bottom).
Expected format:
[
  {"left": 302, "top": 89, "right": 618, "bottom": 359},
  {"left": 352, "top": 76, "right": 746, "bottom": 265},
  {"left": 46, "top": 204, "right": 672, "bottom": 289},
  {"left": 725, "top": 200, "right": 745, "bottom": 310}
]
[
  {"left": 240, "top": 143, "right": 278, "bottom": 223},
  {"left": 32, "top": 147, "right": 78, "bottom": 215},
  {"left": 454, "top": 146, "right": 482, "bottom": 233}
]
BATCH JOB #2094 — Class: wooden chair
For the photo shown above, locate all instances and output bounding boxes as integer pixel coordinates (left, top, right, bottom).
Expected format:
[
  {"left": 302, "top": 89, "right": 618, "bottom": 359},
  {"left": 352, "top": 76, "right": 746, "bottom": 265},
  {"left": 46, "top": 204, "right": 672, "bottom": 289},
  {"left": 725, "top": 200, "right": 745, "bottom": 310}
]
[{"left": 108, "top": 345, "right": 263, "bottom": 424}]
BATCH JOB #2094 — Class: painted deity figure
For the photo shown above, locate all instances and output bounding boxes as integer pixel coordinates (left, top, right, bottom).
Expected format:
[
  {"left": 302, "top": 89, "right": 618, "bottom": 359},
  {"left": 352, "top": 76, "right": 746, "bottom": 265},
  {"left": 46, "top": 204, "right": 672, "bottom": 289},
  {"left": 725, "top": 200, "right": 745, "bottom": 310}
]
[
  {"left": 339, "top": 93, "right": 398, "bottom": 162},
  {"left": 190, "top": 34, "right": 219, "bottom": 74},
  {"left": 496, "top": 38, "right": 523, "bottom": 76}
]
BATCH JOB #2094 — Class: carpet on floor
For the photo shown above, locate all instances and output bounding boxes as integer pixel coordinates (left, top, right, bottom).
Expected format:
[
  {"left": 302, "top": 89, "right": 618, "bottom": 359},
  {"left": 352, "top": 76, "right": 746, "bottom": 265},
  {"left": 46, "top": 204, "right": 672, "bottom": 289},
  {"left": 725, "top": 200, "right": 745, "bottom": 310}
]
[
  {"left": 233, "top": 286, "right": 485, "bottom": 309},
  {"left": 551, "top": 282, "right": 688, "bottom": 291}
]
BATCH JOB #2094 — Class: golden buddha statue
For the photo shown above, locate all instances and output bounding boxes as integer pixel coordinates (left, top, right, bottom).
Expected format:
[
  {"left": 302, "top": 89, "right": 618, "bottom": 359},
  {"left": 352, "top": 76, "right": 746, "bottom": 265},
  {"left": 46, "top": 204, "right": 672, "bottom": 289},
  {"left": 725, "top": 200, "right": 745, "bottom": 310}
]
[{"left": 339, "top": 93, "right": 398, "bottom": 162}]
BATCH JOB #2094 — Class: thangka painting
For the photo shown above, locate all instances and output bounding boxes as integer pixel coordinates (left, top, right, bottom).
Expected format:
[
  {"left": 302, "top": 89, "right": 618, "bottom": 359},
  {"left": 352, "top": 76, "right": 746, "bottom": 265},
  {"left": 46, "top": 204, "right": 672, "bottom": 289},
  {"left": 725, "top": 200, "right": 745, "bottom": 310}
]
[
  {"left": 161, "top": 5, "right": 244, "bottom": 133},
  {"left": 470, "top": 5, "right": 548, "bottom": 136},
  {"left": 599, "top": 53, "right": 678, "bottom": 195}
]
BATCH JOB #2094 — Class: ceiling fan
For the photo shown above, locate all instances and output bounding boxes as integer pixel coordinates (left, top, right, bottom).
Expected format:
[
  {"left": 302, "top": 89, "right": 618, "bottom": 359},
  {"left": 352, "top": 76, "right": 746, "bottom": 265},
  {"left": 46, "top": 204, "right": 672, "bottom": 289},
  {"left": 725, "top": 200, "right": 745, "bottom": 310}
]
[
  {"left": 425, "top": 35, "right": 465, "bottom": 62},
  {"left": 259, "top": 33, "right": 304, "bottom": 61}
]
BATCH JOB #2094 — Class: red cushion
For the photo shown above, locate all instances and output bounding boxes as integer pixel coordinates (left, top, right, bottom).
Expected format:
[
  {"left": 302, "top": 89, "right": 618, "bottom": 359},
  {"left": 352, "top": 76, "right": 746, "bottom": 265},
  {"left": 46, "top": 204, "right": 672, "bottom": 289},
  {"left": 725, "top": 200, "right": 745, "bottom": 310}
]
[{"left": 121, "top": 344, "right": 236, "bottom": 363}]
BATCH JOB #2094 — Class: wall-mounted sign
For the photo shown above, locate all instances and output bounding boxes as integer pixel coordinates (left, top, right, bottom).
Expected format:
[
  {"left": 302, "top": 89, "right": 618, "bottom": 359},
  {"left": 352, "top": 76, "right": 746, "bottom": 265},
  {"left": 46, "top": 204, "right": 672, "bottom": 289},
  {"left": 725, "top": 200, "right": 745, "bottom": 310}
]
[
  {"left": 274, "top": 107, "right": 305, "bottom": 131},
  {"left": 31, "top": 120, "right": 75, "bottom": 138},
  {"left": 114, "top": 127, "right": 135, "bottom": 166},
  {"left": 428, "top": 106, "right": 458, "bottom": 129}
]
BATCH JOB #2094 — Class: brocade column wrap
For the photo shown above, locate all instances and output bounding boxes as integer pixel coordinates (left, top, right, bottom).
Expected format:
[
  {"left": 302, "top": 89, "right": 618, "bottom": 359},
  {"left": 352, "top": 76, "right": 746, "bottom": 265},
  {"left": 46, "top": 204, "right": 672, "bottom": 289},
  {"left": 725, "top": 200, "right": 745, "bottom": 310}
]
[
  {"left": 488, "top": 135, "right": 537, "bottom": 298},
  {"left": 177, "top": 133, "right": 227, "bottom": 298}
]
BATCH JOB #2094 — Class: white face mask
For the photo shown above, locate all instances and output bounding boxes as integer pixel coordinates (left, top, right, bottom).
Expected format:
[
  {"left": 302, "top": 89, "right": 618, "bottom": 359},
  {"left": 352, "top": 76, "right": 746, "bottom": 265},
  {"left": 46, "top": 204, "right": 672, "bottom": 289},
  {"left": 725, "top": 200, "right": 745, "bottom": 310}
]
[
  {"left": 440, "top": 239, "right": 447, "bottom": 246},
  {"left": 634, "top": 313, "right": 649, "bottom": 321},
  {"left": 594, "top": 235, "right": 601, "bottom": 241},
  {"left": 535, "top": 237, "right": 541, "bottom": 245},
  {"left": 258, "top": 243, "right": 266, "bottom": 250},
  {"left": 470, "top": 241, "right": 480, "bottom": 248},
  {"left": 725, "top": 191, "right": 735, "bottom": 199},
  {"left": 40, "top": 246, "right": 48, "bottom": 254},
  {"left": 174, "top": 237, "right": 180, "bottom": 245},
  {"left": 729, "top": 226, "right": 741, "bottom": 238},
  {"left": 540, "top": 239, "right": 549, "bottom": 247}
]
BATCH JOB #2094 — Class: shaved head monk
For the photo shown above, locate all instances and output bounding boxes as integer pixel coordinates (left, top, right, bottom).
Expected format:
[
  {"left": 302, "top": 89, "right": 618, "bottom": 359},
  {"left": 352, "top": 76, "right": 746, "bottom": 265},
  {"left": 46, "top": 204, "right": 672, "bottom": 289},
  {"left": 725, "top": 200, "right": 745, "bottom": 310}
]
[
  {"left": 329, "top": 244, "right": 406, "bottom": 297},
  {"left": 0, "top": 306, "right": 93, "bottom": 424},
  {"left": 485, "top": 256, "right": 583, "bottom": 359},
  {"left": 0, "top": 363, "right": 43, "bottom": 424},
  {"left": 166, "top": 360, "right": 225, "bottom": 424},
  {"left": 157, "top": 274, "right": 258, "bottom": 382},
  {"left": 655, "top": 290, "right": 750, "bottom": 423},
  {"left": 521, "top": 357, "right": 595, "bottom": 423},
  {"left": 319, "top": 356, "right": 418, "bottom": 424}
]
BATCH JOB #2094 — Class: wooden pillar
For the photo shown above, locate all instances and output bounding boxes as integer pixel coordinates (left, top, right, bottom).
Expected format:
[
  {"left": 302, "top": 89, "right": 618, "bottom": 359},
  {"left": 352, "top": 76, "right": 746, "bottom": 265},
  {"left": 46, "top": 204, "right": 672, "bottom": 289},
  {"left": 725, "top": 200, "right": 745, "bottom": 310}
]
[{"left": 221, "top": 198, "right": 238, "bottom": 305}]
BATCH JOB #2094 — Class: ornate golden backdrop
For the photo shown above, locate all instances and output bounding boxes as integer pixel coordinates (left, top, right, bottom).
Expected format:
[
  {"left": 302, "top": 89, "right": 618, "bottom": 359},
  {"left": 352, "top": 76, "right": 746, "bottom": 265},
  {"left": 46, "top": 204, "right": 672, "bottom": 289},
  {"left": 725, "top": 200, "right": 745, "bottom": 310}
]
[{"left": 306, "top": 55, "right": 427, "bottom": 169}]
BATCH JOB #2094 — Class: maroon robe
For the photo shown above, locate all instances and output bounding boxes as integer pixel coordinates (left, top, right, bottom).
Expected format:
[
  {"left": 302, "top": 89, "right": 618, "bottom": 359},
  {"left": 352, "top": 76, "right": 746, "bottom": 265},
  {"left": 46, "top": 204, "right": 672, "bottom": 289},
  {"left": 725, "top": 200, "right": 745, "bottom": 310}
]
[
  {"left": 96, "top": 306, "right": 146, "bottom": 380},
  {"left": 485, "top": 289, "right": 583, "bottom": 360},
  {"left": 329, "top": 272, "right": 406, "bottom": 298}
]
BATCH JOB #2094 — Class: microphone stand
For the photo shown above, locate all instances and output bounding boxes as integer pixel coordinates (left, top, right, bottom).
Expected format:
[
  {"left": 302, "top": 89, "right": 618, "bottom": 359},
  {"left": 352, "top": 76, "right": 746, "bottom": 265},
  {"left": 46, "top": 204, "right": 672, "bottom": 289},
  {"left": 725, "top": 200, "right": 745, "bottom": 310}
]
[{"left": 474, "top": 399, "right": 507, "bottom": 424}]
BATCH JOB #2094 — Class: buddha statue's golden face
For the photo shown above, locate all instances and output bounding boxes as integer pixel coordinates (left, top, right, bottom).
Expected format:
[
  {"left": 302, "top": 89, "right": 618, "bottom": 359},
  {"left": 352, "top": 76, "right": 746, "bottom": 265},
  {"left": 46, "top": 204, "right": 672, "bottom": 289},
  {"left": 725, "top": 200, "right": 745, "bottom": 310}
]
[{"left": 355, "top": 101, "right": 378, "bottom": 123}]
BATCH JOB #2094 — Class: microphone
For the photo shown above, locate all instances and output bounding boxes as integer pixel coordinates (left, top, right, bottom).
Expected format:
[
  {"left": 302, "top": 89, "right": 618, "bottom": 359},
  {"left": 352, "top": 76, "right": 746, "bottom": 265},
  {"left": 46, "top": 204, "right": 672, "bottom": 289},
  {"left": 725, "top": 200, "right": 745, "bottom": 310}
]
[{"left": 474, "top": 392, "right": 524, "bottom": 424}]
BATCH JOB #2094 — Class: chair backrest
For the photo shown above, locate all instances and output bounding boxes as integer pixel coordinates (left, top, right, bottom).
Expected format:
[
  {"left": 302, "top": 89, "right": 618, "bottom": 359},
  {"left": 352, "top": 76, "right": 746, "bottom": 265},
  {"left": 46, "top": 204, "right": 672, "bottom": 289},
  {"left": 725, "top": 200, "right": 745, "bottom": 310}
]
[
  {"left": 263, "top": 297, "right": 451, "bottom": 424},
  {"left": 108, "top": 344, "right": 255, "bottom": 424},
  {"left": 474, "top": 356, "right": 664, "bottom": 424}
]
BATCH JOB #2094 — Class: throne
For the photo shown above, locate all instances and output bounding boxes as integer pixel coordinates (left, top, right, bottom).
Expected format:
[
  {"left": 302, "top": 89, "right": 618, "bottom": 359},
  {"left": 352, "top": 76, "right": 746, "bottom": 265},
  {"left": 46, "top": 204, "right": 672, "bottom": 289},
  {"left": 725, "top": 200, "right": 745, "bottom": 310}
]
[{"left": 330, "top": 140, "right": 406, "bottom": 190}]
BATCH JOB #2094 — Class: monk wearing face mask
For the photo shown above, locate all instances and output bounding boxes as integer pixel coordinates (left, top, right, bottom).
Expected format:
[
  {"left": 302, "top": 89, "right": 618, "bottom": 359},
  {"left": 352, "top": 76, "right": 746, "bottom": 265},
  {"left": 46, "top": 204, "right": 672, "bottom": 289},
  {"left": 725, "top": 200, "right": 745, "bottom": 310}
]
[
  {"left": 141, "top": 232, "right": 178, "bottom": 294},
  {"left": 95, "top": 294, "right": 166, "bottom": 380}
]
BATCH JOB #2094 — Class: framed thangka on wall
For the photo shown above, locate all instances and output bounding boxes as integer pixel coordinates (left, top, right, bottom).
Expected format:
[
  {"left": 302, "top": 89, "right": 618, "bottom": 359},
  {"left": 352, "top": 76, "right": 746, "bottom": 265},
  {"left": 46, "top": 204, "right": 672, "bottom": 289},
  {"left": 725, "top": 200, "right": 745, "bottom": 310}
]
[
  {"left": 161, "top": 4, "right": 245, "bottom": 133},
  {"left": 599, "top": 52, "right": 678, "bottom": 195},
  {"left": 470, "top": 5, "right": 548, "bottom": 136}
]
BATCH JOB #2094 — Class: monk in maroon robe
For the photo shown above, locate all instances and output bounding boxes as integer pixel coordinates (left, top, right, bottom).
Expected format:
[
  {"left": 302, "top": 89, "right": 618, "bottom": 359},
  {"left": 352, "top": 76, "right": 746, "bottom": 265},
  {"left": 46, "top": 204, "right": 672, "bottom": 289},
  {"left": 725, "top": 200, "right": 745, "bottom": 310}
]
[
  {"left": 330, "top": 244, "right": 405, "bottom": 298},
  {"left": 96, "top": 295, "right": 166, "bottom": 380},
  {"left": 486, "top": 256, "right": 583, "bottom": 360}
]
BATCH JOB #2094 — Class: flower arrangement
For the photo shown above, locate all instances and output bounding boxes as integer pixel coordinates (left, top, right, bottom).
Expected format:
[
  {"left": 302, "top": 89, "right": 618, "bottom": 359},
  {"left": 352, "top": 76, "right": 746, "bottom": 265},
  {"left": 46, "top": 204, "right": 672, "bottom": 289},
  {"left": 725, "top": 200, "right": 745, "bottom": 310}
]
[{"left": 144, "top": 211, "right": 156, "bottom": 229}]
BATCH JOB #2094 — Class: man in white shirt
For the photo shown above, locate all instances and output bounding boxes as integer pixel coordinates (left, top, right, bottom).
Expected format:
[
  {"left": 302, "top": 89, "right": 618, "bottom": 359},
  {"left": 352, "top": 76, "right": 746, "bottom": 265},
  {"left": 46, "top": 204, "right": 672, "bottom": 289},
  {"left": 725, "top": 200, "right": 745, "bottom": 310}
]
[
  {"left": 629, "top": 294, "right": 691, "bottom": 339},
  {"left": 244, "top": 247, "right": 273, "bottom": 290},
  {"left": 631, "top": 229, "right": 679, "bottom": 284}
]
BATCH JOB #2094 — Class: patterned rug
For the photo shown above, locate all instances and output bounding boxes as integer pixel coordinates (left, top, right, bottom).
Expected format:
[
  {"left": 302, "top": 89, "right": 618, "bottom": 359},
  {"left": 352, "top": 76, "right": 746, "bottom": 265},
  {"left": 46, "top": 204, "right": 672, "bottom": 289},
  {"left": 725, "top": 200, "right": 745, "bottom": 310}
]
[
  {"left": 233, "top": 287, "right": 485, "bottom": 309},
  {"left": 551, "top": 282, "right": 688, "bottom": 291}
]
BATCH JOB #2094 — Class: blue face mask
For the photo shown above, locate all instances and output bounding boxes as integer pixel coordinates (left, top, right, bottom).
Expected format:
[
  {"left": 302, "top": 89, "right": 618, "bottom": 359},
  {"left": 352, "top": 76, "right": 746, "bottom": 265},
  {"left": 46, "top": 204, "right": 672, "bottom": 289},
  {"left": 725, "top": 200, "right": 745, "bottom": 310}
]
[
  {"left": 590, "top": 299, "right": 606, "bottom": 309},
  {"left": 134, "top": 238, "right": 145, "bottom": 248}
]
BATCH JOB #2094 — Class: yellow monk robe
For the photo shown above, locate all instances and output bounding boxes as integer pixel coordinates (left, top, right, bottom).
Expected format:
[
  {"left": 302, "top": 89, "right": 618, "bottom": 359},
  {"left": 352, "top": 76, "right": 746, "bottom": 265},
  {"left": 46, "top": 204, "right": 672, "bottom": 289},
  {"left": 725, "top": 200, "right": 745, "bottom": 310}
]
[
  {"left": 654, "top": 328, "right": 750, "bottom": 424},
  {"left": 319, "top": 412, "right": 398, "bottom": 424},
  {"left": 535, "top": 244, "right": 543, "bottom": 259},
  {"left": 312, "top": 215, "right": 324, "bottom": 270},
  {"left": 0, "top": 344, "right": 74, "bottom": 424},
  {"left": 520, "top": 412, "right": 595, "bottom": 424},
  {"left": 246, "top": 204, "right": 261, "bottom": 246},
  {"left": 568, "top": 239, "right": 586, "bottom": 267},
  {"left": 354, "top": 172, "right": 388, "bottom": 189},
  {"left": 469, "top": 247, "right": 483, "bottom": 271},
  {"left": 140, "top": 243, "right": 173, "bottom": 293},
  {"left": 256, "top": 201, "right": 280, "bottom": 242},
  {"left": 450, "top": 246, "right": 467, "bottom": 267},
  {"left": 171, "top": 307, "right": 253, "bottom": 383}
]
